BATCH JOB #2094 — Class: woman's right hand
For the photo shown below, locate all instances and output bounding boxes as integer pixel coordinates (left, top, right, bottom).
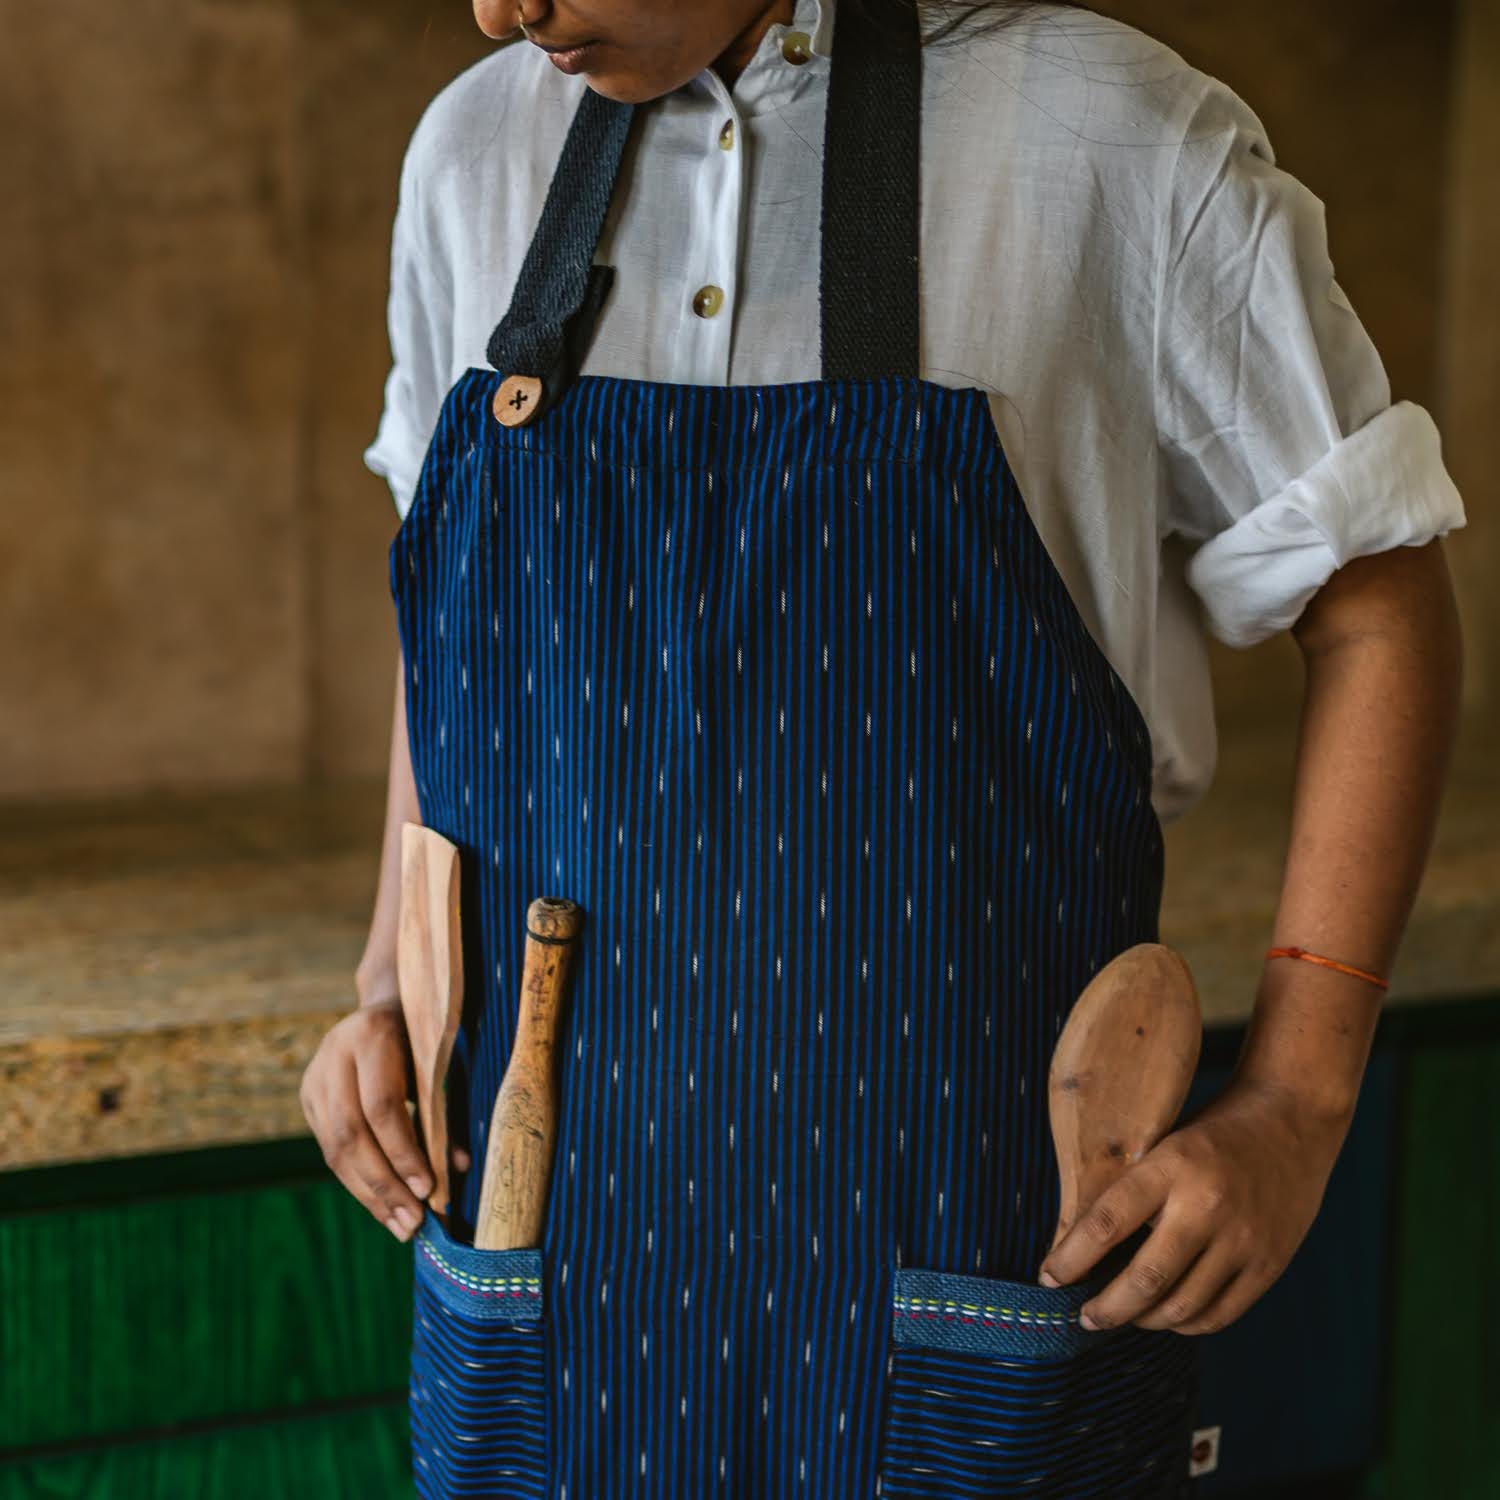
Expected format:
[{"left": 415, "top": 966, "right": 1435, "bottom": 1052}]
[
  {"left": 299, "top": 997, "right": 434, "bottom": 1241},
  {"left": 312, "top": 647, "right": 463, "bottom": 1241}
]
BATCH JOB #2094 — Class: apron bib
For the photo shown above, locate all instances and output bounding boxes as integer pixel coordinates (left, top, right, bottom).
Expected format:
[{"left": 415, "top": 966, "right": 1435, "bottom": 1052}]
[{"left": 390, "top": 5, "right": 1196, "bottom": 1495}]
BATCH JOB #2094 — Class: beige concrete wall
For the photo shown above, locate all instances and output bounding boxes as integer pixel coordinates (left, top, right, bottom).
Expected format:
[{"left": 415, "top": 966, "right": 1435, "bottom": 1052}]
[
  {"left": 1, "top": 2, "right": 307, "bottom": 796},
  {"left": 1438, "top": 0, "right": 1499, "bottom": 707},
  {"left": 0, "top": 0, "right": 490, "bottom": 798},
  {"left": 0, "top": 0, "right": 1483, "bottom": 800}
]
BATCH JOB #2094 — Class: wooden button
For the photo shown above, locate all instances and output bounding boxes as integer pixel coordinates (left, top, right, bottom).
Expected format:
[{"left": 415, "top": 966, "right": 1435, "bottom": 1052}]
[
  {"left": 781, "top": 31, "right": 813, "bottom": 65},
  {"left": 494, "top": 374, "right": 543, "bottom": 427},
  {"left": 718, "top": 118, "right": 735, "bottom": 151},
  {"left": 691, "top": 285, "right": 725, "bottom": 319}
]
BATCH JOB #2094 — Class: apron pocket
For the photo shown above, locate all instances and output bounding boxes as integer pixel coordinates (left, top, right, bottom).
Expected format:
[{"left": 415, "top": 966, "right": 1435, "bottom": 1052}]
[
  {"left": 410, "top": 1213, "right": 548, "bottom": 1500},
  {"left": 879, "top": 1267, "right": 1193, "bottom": 1499}
]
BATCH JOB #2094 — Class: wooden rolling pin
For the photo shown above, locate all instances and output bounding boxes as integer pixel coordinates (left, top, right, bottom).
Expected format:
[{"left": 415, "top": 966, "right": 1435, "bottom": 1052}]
[
  {"left": 396, "top": 823, "right": 465, "bottom": 1217},
  {"left": 473, "top": 897, "right": 585, "bottom": 1251},
  {"left": 1048, "top": 943, "right": 1202, "bottom": 1250}
]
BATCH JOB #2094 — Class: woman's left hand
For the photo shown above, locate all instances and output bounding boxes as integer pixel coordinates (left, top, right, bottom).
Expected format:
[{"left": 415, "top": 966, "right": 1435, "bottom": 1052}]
[{"left": 1037, "top": 1078, "right": 1353, "bottom": 1336}]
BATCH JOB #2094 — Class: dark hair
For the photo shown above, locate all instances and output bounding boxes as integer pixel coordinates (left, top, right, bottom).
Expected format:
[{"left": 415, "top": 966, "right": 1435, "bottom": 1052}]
[{"left": 846, "top": 0, "right": 1085, "bottom": 46}]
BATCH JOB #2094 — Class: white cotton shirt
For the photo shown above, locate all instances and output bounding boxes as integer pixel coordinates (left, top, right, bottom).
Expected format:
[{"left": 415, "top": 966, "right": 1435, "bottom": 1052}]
[{"left": 364, "top": 0, "right": 1465, "bottom": 822}]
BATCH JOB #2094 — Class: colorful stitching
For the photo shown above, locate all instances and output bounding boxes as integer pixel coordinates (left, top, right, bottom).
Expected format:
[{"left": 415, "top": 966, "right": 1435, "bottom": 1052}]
[
  {"left": 891, "top": 1295, "right": 1082, "bottom": 1331},
  {"left": 418, "top": 1240, "right": 543, "bottom": 1301}
]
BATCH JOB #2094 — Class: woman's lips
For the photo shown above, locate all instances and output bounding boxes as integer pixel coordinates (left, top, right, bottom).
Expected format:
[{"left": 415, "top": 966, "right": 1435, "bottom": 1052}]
[{"left": 533, "top": 39, "right": 597, "bottom": 74}]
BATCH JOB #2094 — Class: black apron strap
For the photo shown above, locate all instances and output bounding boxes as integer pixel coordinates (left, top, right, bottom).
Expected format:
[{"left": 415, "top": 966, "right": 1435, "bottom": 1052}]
[
  {"left": 485, "top": 1, "right": 922, "bottom": 421},
  {"left": 484, "top": 88, "right": 637, "bottom": 425},
  {"left": 819, "top": 0, "right": 921, "bottom": 381}
]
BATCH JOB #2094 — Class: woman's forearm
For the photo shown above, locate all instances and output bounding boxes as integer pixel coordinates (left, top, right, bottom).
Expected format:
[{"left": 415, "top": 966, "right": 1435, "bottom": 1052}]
[
  {"left": 1235, "top": 539, "right": 1463, "bottom": 1120},
  {"left": 354, "top": 643, "right": 423, "bottom": 1008},
  {"left": 1042, "top": 542, "right": 1463, "bottom": 1326}
]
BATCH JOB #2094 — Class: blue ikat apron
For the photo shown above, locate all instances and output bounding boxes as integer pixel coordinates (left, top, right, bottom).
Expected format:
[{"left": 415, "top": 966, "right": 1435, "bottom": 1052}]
[{"left": 390, "top": 3, "right": 1197, "bottom": 1495}]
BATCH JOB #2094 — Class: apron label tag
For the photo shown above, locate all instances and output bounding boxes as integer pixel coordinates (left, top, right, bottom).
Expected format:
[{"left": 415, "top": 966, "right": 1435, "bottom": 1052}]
[{"left": 1189, "top": 1425, "right": 1221, "bottom": 1477}]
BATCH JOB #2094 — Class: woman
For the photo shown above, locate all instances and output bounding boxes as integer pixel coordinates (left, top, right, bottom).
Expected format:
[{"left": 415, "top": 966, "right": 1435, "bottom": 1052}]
[{"left": 300, "top": 2, "right": 1465, "bottom": 1495}]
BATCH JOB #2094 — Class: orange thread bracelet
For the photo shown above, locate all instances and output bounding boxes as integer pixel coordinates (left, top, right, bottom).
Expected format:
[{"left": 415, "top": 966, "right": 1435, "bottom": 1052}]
[{"left": 1265, "top": 946, "right": 1389, "bottom": 992}]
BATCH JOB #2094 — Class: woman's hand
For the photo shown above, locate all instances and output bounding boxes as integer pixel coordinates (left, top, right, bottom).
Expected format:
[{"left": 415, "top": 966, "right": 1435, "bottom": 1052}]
[
  {"left": 300, "top": 997, "right": 435, "bottom": 1242},
  {"left": 308, "top": 649, "right": 468, "bottom": 1242},
  {"left": 1037, "top": 1076, "right": 1352, "bottom": 1335}
]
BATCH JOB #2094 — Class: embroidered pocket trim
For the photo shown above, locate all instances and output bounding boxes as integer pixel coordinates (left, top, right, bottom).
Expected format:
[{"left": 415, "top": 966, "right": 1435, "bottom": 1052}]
[
  {"left": 891, "top": 1267, "right": 1109, "bottom": 1361},
  {"left": 413, "top": 1213, "right": 544, "bottom": 1324}
]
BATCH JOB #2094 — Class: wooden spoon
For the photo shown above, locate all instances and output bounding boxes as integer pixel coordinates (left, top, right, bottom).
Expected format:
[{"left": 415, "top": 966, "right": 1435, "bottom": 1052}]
[
  {"left": 396, "top": 822, "right": 464, "bottom": 1218},
  {"left": 473, "top": 896, "right": 585, "bottom": 1251},
  {"left": 1048, "top": 943, "right": 1202, "bottom": 1250}
]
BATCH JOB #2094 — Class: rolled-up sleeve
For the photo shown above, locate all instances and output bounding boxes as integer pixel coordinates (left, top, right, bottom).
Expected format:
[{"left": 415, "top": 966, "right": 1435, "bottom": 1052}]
[
  {"left": 1155, "top": 80, "right": 1465, "bottom": 649},
  {"left": 363, "top": 143, "right": 452, "bottom": 523}
]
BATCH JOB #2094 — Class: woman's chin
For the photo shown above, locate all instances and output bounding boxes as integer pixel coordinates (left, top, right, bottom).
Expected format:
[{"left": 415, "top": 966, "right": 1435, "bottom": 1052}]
[
  {"left": 468, "top": 24, "right": 700, "bottom": 103},
  {"left": 579, "top": 60, "right": 698, "bottom": 106}
]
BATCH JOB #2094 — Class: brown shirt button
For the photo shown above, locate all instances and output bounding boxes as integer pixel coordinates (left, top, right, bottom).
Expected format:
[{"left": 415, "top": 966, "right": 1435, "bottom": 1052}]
[
  {"left": 718, "top": 118, "right": 735, "bottom": 151},
  {"left": 494, "top": 374, "right": 543, "bottom": 427},
  {"left": 691, "top": 285, "right": 725, "bottom": 319},
  {"left": 782, "top": 31, "right": 813, "bottom": 65}
]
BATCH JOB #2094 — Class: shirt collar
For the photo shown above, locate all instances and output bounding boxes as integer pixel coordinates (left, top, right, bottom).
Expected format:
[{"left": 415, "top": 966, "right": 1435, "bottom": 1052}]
[
  {"left": 806, "top": 0, "right": 836, "bottom": 57},
  {"left": 690, "top": 0, "right": 835, "bottom": 114}
]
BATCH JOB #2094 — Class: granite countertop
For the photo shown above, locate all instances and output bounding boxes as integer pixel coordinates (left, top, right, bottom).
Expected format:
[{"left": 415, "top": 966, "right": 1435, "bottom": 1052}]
[
  {"left": 0, "top": 784, "right": 382, "bottom": 1172},
  {"left": 3, "top": 732, "right": 1496, "bottom": 1171}
]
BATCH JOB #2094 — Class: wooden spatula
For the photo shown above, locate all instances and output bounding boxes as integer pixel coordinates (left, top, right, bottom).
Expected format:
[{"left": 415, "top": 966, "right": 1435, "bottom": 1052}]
[
  {"left": 1048, "top": 943, "right": 1202, "bottom": 1250},
  {"left": 474, "top": 896, "right": 585, "bottom": 1251},
  {"left": 396, "top": 822, "right": 464, "bottom": 1218}
]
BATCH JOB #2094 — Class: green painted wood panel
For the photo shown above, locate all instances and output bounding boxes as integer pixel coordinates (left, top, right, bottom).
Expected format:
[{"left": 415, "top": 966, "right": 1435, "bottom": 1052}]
[
  {"left": 1364, "top": 1043, "right": 1500, "bottom": 1500},
  {"left": 0, "top": 1402, "right": 413, "bottom": 1499},
  {"left": 0, "top": 1172, "right": 412, "bottom": 1449},
  {"left": 6, "top": 1020, "right": 1499, "bottom": 1490}
]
